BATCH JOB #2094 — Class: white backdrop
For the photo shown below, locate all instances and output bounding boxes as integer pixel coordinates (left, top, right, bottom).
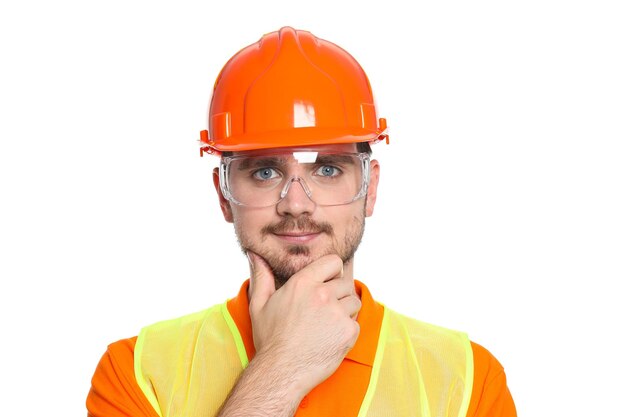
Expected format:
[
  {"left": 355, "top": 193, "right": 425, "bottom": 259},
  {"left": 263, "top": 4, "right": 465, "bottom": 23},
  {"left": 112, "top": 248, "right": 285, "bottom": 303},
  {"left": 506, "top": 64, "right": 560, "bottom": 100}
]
[{"left": 1, "top": 1, "right": 624, "bottom": 415}]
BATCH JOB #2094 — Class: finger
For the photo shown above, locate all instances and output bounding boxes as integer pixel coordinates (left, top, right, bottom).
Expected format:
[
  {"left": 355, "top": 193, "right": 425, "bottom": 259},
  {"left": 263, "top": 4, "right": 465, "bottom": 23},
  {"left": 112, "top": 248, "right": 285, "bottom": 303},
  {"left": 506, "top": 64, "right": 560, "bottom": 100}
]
[
  {"left": 324, "top": 276, "right": 358, "bottom": 300},
  {"left": 293, "top": 254, "right": 344, "bottom": 284},
  {"left": 339, "top": 294, "right": 362, "bottom": 319},
  {"left": 247, "top": 251, "right": 276, "bottom": 312}
]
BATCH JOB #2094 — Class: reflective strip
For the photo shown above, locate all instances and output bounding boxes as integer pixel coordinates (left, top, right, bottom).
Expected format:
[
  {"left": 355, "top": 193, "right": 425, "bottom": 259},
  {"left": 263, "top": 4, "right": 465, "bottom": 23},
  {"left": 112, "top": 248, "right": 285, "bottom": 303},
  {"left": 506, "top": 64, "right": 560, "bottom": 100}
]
[
  {"left": 220, "top": 302, "right": 249, "bottom": 368},
  {"left": 135, "top": 325, "right": 163, "bottom": 417},
  {"left": 399, "top": 313, "right": 432, "bottom": 416},
  {"left": 459, "top": 337, "right": 474, "bottom": 417},
  {"left": 357, "top": 305, "right": 389, "bottom": 417}
]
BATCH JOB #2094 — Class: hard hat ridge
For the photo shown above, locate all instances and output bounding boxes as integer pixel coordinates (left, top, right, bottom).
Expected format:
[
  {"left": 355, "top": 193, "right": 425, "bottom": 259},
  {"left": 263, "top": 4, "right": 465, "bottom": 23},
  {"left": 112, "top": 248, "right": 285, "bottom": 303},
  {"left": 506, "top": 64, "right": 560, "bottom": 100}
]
[{"left": 245, "top": 27, "right": 345, "bottom": 132}]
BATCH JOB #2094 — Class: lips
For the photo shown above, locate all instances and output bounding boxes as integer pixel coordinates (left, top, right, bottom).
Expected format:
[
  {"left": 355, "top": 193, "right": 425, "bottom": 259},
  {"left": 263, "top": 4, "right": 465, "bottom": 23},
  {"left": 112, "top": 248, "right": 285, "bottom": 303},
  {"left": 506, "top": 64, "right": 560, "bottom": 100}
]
[
  {"left": 273, "top": 231, "right": 321, "bottom": 243},
  {"left": 261, "top": 218, "right": 334, "bottom": 241},
  {"left": 276, "top": 231, "right": 319, "bottom": 236}
]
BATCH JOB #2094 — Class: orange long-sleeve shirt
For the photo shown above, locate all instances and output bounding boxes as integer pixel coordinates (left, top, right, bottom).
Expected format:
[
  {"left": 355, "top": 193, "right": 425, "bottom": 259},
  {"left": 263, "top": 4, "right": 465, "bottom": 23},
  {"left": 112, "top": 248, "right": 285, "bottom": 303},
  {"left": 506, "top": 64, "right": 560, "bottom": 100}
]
[{"left": 87, "top": 281, "right": 516, "bottom": 416}]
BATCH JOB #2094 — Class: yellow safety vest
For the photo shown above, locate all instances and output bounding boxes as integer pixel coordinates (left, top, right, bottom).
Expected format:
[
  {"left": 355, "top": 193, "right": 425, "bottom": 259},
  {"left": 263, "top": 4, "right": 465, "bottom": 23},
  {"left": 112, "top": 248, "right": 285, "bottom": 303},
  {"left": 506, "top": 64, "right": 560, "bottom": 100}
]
[{"left": 135, "top": 302, "right": 473, "bottom": 417}]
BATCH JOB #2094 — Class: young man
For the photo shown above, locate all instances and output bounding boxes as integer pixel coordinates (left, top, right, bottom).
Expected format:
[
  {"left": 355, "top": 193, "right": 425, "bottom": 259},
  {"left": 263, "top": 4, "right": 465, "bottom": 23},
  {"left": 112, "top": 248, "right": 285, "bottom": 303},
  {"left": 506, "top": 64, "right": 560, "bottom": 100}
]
[{"left": 87, "top": 26, "right": 516, "bottom": 417}]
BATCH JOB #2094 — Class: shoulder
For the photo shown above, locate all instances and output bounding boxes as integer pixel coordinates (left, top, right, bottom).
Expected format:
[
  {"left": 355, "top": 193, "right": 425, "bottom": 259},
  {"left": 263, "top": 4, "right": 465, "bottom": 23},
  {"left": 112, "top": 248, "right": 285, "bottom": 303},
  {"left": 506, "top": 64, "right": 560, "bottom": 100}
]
[
  {"left": 93, "top": 336, "right": 138, "bottom": 381},
  {"left": 382, "top": 309, "right": 516, "bottom": 416},
  {"left": 467, "top": 341, "right": 517, "bottom": 417},
  {"left": 87, "top": 305, "right": 229, "bottom": 417},
  {"left": 470, "top": 340, "right": 505, "bottom": 382},
  {"left": 87, "top": 336, "right": 160, "bottom": 417},
  {"left": 100, "top": 303, "right": 217, "bottom": 361},
  {"left": 384, "top": 308, "right": 472, "bottom": 349},
  {"left": 135, "top": 304, "right": 228, "bottom": 358},
  {"left": 107, "top": 336, "right": 137, "bottom": 359}
]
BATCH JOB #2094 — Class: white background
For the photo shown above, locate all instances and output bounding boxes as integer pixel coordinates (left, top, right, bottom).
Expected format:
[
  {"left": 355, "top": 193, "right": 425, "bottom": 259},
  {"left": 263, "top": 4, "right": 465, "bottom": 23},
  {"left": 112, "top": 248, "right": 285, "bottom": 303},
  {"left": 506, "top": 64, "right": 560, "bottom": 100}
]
[{"left": 1, "top": 0, "right": 624, "bottom": 415}]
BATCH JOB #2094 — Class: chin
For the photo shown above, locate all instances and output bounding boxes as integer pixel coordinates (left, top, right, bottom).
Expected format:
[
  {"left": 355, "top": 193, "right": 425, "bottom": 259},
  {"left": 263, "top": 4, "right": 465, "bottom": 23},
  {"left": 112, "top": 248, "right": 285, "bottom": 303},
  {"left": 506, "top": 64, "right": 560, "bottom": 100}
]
[{"left": 267, "top": 249, "right": 320, "bottom": 285}]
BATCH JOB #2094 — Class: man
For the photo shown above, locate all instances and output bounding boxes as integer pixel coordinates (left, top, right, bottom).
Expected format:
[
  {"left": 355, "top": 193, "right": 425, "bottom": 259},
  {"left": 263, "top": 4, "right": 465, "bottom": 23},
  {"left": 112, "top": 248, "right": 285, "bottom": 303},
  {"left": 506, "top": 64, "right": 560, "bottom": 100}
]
[{"left": 87, "top": 26, "right": 516, "bottom": 416}]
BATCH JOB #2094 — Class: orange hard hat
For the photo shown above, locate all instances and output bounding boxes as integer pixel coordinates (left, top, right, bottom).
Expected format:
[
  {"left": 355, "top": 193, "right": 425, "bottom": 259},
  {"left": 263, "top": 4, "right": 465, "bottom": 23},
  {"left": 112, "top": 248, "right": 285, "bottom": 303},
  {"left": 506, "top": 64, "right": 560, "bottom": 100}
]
[{"left": 200, "top": 26, "right": 388, "bottom": 156}]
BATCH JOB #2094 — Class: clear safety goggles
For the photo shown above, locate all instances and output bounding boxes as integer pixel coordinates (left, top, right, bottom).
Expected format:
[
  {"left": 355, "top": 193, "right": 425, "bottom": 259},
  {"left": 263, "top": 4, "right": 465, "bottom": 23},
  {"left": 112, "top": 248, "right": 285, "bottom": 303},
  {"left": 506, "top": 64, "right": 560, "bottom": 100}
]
[{"left": 219, "top": 150, "right": 371, "bottom": 208}]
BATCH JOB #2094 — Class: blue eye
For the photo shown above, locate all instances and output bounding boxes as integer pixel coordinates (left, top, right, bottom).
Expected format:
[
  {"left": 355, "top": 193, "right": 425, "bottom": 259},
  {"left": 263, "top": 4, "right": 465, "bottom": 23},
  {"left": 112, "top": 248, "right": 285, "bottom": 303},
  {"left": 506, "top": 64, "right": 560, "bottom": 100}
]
[
  {"left": 316, "top": 165, "right": 340, "bottom": 177},
  {"left": 253, "top": 168, "right": 279, "bottom": 180}
]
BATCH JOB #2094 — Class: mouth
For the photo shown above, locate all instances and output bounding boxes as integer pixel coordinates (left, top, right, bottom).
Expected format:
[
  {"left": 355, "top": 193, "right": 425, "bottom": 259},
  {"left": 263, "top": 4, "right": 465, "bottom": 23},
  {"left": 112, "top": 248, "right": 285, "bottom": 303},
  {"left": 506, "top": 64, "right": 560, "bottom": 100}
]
[{"left": 272, "top": 231, "right": 321, "bottom": 244}]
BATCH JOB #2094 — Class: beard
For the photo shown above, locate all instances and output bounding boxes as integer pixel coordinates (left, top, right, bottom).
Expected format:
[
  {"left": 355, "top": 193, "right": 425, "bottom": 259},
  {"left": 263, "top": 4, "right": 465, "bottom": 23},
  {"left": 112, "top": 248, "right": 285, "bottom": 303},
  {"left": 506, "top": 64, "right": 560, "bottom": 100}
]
[{"left": 235, "top": 206, "right": 366, "bottom": 288}]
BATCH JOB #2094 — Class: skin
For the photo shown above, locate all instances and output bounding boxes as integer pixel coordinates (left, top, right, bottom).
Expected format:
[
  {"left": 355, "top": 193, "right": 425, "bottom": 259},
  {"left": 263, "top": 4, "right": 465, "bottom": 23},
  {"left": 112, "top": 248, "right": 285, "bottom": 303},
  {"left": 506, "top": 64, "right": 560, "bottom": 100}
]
[{"left": 213, "top": 143, "right": 380, "bottom": 417}]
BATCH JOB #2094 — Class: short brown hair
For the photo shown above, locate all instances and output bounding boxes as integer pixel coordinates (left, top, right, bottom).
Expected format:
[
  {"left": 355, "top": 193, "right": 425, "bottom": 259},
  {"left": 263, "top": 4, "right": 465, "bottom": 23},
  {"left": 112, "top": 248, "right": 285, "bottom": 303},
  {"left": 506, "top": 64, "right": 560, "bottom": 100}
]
[{"left": 356, "top": 141, "right": 372, "bottom": 155}]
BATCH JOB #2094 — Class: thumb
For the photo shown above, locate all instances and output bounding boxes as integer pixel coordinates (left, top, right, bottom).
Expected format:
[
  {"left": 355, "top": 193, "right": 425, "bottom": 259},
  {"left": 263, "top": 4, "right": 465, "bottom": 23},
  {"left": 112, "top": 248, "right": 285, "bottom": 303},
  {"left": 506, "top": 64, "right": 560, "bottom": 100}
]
[{"left": 247, "top": 251, "right": 276, "bottom": 311}]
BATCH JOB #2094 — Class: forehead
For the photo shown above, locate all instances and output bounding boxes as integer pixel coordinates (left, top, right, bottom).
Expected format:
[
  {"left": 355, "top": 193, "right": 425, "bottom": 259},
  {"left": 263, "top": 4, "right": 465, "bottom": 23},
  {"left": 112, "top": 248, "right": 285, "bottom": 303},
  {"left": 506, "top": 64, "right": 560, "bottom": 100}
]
[{"left": 231, "top": 143, "right": 358, "bottom": 157}]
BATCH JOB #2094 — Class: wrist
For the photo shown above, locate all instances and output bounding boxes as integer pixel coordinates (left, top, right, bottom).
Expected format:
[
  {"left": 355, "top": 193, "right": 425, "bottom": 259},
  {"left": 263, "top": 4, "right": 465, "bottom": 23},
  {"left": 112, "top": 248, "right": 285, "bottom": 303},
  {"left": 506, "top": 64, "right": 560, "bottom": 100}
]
[{"left": 250, "top": 348, "right": 310, "bottom": 401}]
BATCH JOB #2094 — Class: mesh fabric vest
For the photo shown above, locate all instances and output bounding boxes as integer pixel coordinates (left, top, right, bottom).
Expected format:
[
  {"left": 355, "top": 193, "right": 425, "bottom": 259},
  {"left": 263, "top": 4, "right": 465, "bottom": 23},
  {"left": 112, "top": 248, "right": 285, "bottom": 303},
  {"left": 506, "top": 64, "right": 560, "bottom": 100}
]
[{"left": 135, "top": 302, "right": 473, "bottom": 417}]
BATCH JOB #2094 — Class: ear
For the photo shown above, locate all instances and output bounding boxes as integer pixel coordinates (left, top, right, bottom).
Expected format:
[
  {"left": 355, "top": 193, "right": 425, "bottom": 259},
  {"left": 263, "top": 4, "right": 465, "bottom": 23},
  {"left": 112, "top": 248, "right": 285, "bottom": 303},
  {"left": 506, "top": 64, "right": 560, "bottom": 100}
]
[
  {"left": 365, "top": 159, "right": 380, "bottom": 217},
  {"left": 213, "top": 167, "right": 234, "bottom": 223}
]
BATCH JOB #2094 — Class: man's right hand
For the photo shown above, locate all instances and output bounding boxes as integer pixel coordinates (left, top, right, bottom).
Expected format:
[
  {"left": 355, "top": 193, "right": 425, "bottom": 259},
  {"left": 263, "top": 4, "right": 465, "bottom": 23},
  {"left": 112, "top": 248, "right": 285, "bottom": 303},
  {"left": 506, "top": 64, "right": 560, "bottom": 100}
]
[
  {"left": 247, "top": 251, "right": 361, "bottom": 399},
  {"left": 217, "top": 252, "right": 361, "bottom": 417}
]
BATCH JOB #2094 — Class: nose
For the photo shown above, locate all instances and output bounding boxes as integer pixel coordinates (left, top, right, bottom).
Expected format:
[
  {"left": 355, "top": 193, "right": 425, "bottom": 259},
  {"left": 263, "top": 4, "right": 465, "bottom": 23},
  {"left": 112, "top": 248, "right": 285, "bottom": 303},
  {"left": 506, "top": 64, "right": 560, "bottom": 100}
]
[{"left": 276, "top": 177, "right": 316, "bottom": 217}]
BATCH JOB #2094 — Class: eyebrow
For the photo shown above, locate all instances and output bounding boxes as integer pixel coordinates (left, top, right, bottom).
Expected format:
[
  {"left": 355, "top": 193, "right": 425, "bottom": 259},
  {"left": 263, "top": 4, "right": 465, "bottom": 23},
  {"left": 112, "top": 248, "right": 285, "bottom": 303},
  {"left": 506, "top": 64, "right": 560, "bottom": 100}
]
[
  {"left": 236, "top": 157, "right": 288, "bottom": 171},
  {"left": 235, "top": 154, "right": 357, "bottom": 171},
  {"left": 315, "top": 155, "right": 357, "bottom": 165}
]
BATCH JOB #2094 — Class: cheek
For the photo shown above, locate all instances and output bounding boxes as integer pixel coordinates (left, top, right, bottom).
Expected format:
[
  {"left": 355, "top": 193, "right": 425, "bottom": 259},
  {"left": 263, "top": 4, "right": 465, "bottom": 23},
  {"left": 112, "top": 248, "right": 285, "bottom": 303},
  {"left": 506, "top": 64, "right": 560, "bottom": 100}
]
[
  {"left": 325, "top": 205, "right": 364, "bottom": 231},
  {"left": 232, "top": 209, "right": 271, "bottom": 239}
]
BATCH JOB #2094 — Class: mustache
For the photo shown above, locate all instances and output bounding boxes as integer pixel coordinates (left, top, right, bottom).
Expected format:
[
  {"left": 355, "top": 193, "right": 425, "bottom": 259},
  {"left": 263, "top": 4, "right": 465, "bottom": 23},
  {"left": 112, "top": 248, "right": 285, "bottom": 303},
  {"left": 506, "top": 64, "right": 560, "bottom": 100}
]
[{"left": 262, "top": 217, "right": 334, "bottom": 236}]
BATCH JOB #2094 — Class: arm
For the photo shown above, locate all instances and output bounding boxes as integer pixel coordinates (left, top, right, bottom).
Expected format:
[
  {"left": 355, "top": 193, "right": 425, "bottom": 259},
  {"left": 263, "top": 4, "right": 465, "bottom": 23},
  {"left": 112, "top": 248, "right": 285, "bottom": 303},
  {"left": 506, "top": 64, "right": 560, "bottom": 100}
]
[
  {"left": 216, "top": 253, "right": 361, "bottom": 417},
  {"left": 215, "top": 349, "right": 302, "bottom": 417}
]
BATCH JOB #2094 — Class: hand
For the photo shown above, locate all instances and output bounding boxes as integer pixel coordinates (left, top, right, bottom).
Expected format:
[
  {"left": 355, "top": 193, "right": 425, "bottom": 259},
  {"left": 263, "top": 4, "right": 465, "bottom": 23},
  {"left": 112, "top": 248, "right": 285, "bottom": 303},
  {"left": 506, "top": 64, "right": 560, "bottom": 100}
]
[{"left": 247, "top": 251, "right": 361, "bottom": 398}]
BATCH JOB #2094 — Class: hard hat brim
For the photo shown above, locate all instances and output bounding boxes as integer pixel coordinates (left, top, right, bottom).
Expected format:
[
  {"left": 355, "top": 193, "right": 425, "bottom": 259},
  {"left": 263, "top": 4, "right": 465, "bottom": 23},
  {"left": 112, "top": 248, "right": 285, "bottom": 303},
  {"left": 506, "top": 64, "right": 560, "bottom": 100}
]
[{"left": 203, "top": 126, "right": 387, "bottom": 153}]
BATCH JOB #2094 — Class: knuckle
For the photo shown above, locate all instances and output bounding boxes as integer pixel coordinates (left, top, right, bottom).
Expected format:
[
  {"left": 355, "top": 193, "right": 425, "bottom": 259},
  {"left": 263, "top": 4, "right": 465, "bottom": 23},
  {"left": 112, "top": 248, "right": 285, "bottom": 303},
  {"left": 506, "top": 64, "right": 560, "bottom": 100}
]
[
  {"left": 344, "top": 294, "right": 361, "bottom": 313},
  {"left": 288, "top": 273, "right": 308, "bottom": 292},
  {"left": 248, "top": 299, "right": 260, "bottom": 314},
  {"left": 349, "top": 321, "right": 360, "bottom": 340},
  {"left": 313, "top": 287, "right": 331, "bottom": 304},
  {"left": 330, "top": 305, "right": 344, "bottom": 321},
  {"left": 321, "top": 254, "right": 343, "bottom": 270},
  {"left": 339, "top": 321, "right": 360, "bottom": 349},
  {"left": 331, "top": 255, "right": 343, "bottom": 271}
]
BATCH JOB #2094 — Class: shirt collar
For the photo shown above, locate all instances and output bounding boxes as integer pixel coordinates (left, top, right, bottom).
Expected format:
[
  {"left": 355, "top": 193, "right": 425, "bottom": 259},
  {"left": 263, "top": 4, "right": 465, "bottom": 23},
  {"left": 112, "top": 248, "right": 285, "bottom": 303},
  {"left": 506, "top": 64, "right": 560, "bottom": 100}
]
[{"left": 226, "top": 279, "right": 384, "bottom": 367}]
